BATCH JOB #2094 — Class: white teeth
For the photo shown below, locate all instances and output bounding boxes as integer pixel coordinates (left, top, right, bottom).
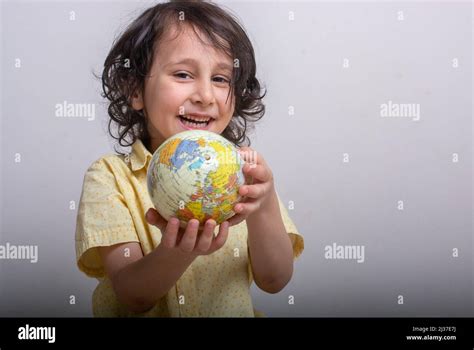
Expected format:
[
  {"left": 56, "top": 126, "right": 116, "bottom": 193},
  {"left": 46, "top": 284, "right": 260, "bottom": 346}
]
[
  {"left": 181, "top": 118, "right": 209, "bottom": 128},
  {"left": 185, "top": 115, "right": 210, "bottom": 122}
]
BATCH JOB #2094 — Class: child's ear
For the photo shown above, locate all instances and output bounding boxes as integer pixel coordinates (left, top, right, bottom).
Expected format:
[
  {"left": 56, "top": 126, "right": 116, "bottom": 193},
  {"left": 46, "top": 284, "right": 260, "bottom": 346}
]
[{"left": 131, "top": 91, "right": 144, "bottom": 110}]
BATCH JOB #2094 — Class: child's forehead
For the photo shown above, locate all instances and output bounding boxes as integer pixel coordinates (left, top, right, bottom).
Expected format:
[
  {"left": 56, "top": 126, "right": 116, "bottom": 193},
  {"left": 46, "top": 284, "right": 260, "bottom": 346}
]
[
  {"left": 156, "top": 25, "right": 231, "bottom": 65},
  {"left": 159, "top": 25, "right": 212, "bottom": 51}
]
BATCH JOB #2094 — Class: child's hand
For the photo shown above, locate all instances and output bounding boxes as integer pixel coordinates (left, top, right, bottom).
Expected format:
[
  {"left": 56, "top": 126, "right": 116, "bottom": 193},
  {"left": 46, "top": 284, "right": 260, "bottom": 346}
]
[
  {"left": 145, "top": 208, "right": 230, "bottom": 256},
  {"left": 228, "top": 147, "right": 275, "bottom": 227}
]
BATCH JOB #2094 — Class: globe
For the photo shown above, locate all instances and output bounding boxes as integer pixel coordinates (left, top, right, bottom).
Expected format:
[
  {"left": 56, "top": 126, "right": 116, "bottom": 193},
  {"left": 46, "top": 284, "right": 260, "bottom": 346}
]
[{"left": 147, "top": 130, "right": 245, "bottom": 229}]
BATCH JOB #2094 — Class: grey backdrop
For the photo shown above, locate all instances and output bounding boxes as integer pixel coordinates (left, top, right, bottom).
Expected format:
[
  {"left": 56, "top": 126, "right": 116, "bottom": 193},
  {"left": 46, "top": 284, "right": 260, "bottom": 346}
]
[{"left": 0, "top": 0, "right": 472, "bottom": 317}]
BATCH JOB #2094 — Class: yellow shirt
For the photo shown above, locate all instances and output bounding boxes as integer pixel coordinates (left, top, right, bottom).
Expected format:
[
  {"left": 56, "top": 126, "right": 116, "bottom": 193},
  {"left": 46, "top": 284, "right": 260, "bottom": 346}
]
[{"left": 75, "top": 139, "right": 304, "bottom": 317}]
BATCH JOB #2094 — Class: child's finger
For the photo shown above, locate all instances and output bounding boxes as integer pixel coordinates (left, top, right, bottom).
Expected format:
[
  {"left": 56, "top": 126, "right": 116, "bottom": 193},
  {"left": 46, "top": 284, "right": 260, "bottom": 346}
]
[
  {"left": 243, "top": 163, "right": 271, "bottom": 183},
  {"left": 178, "top": 219, "right": 200, "bottom": 253},
  {"left": 146, "top": 208, "right": 167, "bottom": 231},
  {"left": 234, "top": 200, "right": 260, "bottom": 216},
  {"left": 238, "top": 147, "right": 259, "bottom": 164},
  {"left": 227, "top": 213, "right": 246, "bottom": 227},
  {"left": 161, "top": 217, "right": 180, "bottom": 249},
  {"left": 210, "top": 221, "right": 229, "bottom": 251},
  {"left": 239, "top": 183, "right": 268, "bottom": 199},
  {"left": 194, "top": 219, "right": 216, "bottom": 253}
]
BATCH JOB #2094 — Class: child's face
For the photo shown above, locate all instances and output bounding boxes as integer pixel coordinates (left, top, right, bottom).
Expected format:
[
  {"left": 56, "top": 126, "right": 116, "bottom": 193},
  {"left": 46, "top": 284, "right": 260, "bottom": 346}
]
[{"left": 132, "top": 25, "right": 235, "bottom": 149}]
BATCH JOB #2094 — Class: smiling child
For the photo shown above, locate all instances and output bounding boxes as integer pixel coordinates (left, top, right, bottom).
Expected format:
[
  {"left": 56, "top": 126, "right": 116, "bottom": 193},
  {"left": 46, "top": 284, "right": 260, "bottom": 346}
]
[{"left": 75, "top": 0, "right": 304, "bottom": 317}]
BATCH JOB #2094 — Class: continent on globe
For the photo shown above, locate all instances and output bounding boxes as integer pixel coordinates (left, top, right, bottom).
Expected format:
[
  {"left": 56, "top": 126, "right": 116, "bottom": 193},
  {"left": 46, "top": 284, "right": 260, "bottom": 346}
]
[{"left": 147, "top": 130, "right": 246, "bottom": 228}]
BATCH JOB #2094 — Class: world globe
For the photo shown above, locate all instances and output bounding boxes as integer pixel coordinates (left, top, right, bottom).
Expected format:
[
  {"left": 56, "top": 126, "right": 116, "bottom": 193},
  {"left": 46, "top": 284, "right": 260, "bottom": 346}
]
[{"left": 147, "top": 130, "right": 245, "bottom": 229}]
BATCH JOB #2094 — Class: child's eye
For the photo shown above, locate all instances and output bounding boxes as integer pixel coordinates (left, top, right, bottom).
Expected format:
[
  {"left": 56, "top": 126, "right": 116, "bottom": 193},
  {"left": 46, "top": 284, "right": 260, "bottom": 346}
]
[
  {"left": 174, "top": 72, "right": 192, "bottom": 79},
  {"left": 213, "top": 76, "right": 230, "bottom": 84},
  {"left": 174, "top": 72, "right": 229, "bottom": 84}
]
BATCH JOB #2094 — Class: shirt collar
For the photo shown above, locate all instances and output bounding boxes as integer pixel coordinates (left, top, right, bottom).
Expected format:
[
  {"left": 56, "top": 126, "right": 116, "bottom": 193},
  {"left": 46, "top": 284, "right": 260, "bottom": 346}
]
[{"left": 130, "top": 139, "right": 153, "bottom": 172}]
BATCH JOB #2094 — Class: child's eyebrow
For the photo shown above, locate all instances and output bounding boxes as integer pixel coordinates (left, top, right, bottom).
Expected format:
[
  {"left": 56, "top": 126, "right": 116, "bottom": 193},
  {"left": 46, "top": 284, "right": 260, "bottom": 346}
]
[{"left": 165, "top": 58, "right": 232, "bottom": 73}]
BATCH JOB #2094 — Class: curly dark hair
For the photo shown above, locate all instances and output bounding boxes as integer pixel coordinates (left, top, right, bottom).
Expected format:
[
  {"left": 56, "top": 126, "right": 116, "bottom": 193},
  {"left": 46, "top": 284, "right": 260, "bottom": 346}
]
[{"left": 100, "top": 0, "right": 266, "bottom": 153}]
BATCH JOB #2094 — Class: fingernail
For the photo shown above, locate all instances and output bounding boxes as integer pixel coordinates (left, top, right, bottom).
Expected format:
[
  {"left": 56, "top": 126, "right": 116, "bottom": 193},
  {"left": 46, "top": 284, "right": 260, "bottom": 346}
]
[
  {"left": 170, "top": 217, "right": 179, "bottom": 225},
  {"left": 241, "top": 187, "right": 248, "bottom": 195}
]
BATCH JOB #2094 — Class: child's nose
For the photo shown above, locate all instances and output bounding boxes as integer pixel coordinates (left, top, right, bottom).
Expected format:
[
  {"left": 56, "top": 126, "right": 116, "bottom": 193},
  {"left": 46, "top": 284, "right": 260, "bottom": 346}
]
[{"left": 190, "top": 79, "right": 216, "bottom": 106}]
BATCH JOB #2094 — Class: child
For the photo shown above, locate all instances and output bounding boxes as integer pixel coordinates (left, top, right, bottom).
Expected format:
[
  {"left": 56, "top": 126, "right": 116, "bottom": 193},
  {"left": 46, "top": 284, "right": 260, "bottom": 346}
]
[{"left": 75, "top": 0, "right": 304, "bottom": 317}]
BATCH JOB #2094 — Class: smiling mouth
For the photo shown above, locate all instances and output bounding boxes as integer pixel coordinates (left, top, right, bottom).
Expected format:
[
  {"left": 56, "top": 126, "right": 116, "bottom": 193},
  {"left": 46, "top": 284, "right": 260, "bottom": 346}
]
[{"left": 177, "top": 115, "right": 213, "bottom": 129}]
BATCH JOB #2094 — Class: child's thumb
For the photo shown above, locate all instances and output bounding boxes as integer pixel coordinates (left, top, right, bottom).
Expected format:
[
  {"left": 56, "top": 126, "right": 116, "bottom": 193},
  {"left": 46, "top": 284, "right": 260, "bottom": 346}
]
[{"left": 146, "top": 208, "right": 165, "bottom": 230}]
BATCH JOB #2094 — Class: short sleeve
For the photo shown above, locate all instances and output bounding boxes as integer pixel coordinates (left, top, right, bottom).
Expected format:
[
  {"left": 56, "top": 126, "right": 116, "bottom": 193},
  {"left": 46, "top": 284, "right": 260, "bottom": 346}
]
[{"left": 75, "top": 158, "right": 140, "bottom": 278}]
